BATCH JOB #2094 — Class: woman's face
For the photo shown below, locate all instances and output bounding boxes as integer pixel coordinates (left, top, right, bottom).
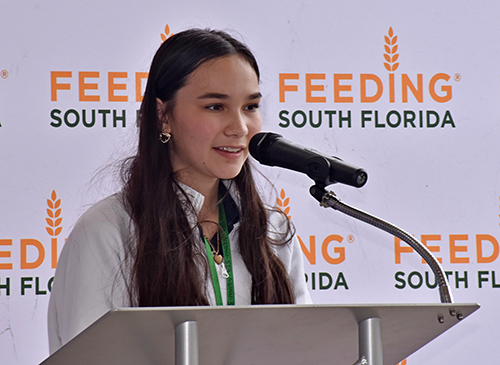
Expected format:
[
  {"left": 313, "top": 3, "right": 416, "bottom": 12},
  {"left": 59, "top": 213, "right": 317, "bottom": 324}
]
[{"left": 162, "top": 55, "right": 262, "bottom": 189}]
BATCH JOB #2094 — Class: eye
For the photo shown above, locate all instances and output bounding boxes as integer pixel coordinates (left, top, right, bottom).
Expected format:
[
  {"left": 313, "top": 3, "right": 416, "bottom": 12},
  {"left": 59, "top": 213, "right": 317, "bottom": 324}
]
[
  {"left": 245, "top": 103, "right": 260, "bottom": 112},
  {"left": 206, "top": 104, "right": 224, "bottom": 111}
]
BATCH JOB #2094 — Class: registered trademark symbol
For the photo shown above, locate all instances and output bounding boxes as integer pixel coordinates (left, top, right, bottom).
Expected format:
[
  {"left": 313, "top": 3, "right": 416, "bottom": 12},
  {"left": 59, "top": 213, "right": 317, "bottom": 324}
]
[
  {"left": 454, "top": 73, "right": 461, "bottom": 82},
  {"left": 347, "top": 234, "right": 355, "bottom": 243},
  {"left": 0, "top": 70, "right": 8, "bottom": 79}
]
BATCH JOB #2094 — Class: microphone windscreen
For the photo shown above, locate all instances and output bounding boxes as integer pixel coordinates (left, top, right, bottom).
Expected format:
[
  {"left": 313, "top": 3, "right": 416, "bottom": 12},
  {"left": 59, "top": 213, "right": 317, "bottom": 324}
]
[{"left": 249, "top": 132, "right": 282, "bottom": 164}]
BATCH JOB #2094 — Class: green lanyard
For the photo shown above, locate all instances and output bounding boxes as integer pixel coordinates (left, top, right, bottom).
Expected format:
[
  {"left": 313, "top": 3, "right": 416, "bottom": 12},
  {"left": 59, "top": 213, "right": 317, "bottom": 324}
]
[{"left": 203, "top": 199, "right": 235, "bottom": 306}]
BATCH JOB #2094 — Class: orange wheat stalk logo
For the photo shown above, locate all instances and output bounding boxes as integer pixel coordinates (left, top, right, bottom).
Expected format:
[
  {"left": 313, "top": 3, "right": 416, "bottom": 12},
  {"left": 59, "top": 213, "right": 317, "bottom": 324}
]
[
  {"left": 276, "top": 189, "right": 291, "bottom": 220},
  {"left": 384, "top": 27, "right": 399, "bottom": 72},
  {"left": 46, "top": 190, "right": 62, "bottom": 237},
  {"left": 160, "top": 24, "right": 174, "bottom": 43}
]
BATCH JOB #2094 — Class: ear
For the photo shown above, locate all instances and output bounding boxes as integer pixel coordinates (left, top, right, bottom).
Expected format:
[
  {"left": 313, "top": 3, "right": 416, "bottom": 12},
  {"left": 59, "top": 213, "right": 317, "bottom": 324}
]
[{"left": 156, "top": 98, "right": 171, "bottom": 132}]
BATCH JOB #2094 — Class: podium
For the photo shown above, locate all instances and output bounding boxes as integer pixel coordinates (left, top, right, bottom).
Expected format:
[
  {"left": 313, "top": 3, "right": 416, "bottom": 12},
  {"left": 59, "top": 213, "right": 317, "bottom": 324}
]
[{"left": 41, "top": 303, "right": 479, "bottom": 365}]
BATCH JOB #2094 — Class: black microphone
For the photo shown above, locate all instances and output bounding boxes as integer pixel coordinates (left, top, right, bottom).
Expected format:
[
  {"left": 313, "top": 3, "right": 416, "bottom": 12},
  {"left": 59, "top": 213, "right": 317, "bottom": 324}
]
[{"left": 249, "top": 132, "right": 367, "bottom": 188}]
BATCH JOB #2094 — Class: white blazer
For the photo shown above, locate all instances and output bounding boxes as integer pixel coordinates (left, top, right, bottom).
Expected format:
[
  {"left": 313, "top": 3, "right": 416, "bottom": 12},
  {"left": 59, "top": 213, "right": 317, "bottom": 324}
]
[{"left": 47, "top": 182, "right": 312, "bottom": 353}]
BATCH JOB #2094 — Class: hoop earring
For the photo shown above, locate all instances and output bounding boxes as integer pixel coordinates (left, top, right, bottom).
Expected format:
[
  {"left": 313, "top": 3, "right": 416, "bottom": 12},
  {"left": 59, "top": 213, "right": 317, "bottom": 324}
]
[{"left": 159, "top": 131, "right": 171, "bottom": 144}]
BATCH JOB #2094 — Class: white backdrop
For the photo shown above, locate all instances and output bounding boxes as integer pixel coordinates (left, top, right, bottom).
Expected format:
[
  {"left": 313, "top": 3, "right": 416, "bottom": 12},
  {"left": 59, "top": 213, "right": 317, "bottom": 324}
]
[{"left": 1, "top": 1, "right": 499, "bottom": 364}]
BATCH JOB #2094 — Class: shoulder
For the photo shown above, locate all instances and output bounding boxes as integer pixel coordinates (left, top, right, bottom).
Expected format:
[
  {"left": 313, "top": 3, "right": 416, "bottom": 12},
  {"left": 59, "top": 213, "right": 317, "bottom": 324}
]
[
  {"left": 69, "top": 193, "right": 132, "bottom": 247},
  {"left": 267, "top": 208, "right": 293, "bottom": 239},
  {"left": 266, "top": 208, "right": 296, "bottom": 259},
  {"left": 76, "top": 193, "right": 130, "bottom": 232},
  {"left": 59, "top": 193, "right": 133, "bottom": 274}
]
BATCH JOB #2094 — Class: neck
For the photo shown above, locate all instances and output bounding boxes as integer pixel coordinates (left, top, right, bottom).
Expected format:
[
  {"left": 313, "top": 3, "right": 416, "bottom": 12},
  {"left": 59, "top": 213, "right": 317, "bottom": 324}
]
[
  {"left": 198, "top": 180, "right": 219, "bottom": 219},
  {"left": 177, "top": 174, "right": 220, "bottom": 237},
  {"left": 199, "top": 181, "right": 220, "bottom": 239}
]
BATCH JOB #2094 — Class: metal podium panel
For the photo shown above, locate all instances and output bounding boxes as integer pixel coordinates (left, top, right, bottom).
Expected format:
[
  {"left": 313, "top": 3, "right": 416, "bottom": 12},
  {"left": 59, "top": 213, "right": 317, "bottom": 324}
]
[{"left": 41, "top": 303, "right": 479, "bottom": 365}]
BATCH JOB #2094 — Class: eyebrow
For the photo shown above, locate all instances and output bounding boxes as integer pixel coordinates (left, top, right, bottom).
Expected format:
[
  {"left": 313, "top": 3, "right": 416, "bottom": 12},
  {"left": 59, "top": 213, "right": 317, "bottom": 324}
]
[
  {"left": 197, "top": 92, "right": 262, "bottom": 100},
  {"left": 249, "top": 92, "right": 263, "bottom": 100}
]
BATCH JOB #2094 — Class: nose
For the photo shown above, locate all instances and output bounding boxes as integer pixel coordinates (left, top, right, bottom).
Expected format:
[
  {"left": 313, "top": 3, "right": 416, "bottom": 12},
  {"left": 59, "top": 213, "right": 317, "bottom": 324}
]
[{"left": 224, "top": 111, "right": 249, "bottom": 138}]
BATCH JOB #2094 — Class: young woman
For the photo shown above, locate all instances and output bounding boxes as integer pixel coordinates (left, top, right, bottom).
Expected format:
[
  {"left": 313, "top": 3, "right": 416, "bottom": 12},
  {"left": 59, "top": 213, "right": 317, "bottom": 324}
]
[{"left": 48, "top": 28, "right": 311, "bottom": 353}]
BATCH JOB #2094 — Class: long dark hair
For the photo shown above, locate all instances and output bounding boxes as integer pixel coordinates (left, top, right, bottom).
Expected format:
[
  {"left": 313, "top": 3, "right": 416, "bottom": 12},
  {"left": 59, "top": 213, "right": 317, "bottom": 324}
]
[{"left": 122, "top": 28, "right": 295, "bottom": 306}]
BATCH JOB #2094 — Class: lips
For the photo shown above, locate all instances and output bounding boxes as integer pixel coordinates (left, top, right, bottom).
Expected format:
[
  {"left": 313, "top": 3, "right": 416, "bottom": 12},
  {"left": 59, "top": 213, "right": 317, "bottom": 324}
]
[{"left": 215, "top": 147, "right": 243, "bottom": 153}]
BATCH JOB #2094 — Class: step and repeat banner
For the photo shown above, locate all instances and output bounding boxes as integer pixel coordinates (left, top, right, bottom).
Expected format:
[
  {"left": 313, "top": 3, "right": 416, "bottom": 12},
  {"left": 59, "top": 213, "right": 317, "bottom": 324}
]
[{"left": 1, "top": 1, "right": 499, "bottom": 364}]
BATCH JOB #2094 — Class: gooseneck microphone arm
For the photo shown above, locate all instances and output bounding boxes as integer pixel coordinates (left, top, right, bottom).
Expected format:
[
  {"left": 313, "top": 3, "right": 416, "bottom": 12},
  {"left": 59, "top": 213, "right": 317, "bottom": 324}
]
[
  {"left": 250, "top": 132, "right": 453, "bottom": 304},
  {"left": 309, "top": 184, "right": 454, "bottom": 304}
]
